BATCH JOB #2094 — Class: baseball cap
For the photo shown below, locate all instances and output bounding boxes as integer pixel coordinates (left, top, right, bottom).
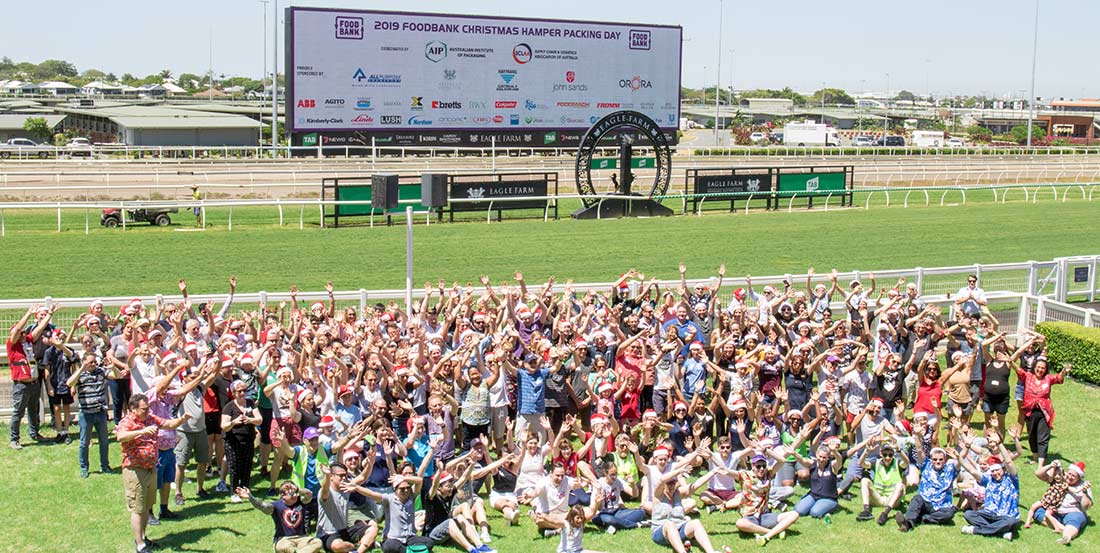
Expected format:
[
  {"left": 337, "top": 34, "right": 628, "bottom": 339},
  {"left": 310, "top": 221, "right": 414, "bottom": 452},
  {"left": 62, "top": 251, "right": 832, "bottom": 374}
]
[{"left": 302, "top": 427, "right": 320, "bottom": 440}]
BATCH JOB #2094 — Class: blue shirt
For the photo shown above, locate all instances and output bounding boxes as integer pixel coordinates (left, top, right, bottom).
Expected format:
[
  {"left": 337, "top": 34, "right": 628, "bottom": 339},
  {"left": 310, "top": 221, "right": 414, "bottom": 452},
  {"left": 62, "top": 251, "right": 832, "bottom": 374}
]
[
  {"left": 979, "top": 471, "right": 1020, "bottom": 519},
  {"left": 405, "top": 436, "right": 435, "bottom": 478},
  {"left": 335, "top": 402, "right": 362, "bottom": 431},
  {"left": 662, "top": 319, "right": 706, "bottom": 356},
  {"left": 917, "top": 458, "right": 958, "bottom": 510},
  {"left": 682, "top": 358, "right": 707, "bottom": 399},
  {"left": 517, "top": 367, "right": 550, "bottom": 415}
]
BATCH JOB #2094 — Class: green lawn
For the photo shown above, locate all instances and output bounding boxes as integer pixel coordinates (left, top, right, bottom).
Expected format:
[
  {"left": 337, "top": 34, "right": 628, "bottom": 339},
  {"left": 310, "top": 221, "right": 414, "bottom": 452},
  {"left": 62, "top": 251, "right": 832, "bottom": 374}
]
[
  {"left": 0, "top": 197, "right": 1095, "bottom": 300},
  {"left": 2, "top": 378, "right": 1097, "bottom": 552}
]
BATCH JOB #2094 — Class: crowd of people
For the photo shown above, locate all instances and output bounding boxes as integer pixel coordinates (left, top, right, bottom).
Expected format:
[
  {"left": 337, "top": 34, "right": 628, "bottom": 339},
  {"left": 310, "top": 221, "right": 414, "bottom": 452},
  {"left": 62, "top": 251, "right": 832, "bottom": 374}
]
[{"left": 5, "top": 268, "right": 1093, "bottom": 553}]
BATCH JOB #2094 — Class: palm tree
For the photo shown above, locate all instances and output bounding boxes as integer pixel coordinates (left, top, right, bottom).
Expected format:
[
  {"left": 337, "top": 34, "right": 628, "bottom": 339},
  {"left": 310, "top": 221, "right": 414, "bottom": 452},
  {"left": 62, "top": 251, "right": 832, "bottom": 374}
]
[{"left": 158, "top": 69, "right": 173, "bottom": 81}]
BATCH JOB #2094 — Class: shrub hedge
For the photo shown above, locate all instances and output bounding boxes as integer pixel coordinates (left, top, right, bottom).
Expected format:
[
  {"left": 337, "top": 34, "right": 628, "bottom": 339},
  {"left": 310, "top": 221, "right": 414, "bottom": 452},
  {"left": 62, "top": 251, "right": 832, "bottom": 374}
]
[{"left": 1036, "top": 321, "right": 1100, "bottom": 385}]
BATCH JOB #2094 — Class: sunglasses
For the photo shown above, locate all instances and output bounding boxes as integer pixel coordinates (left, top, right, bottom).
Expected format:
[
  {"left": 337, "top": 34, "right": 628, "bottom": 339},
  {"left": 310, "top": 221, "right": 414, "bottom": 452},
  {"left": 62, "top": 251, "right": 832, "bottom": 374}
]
[{"left": 753, "top": 464, "right": 767, "bottom": 470}]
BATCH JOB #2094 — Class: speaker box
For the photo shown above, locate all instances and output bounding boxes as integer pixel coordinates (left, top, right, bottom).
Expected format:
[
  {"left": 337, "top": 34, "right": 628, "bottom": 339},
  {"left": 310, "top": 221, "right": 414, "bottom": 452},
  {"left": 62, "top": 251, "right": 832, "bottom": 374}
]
[
  {"left": 421, "top": 173, "right": 449, "bottom": 207},
  {"left": 371, "top": 174, "right": 399, "bottom": 210}
]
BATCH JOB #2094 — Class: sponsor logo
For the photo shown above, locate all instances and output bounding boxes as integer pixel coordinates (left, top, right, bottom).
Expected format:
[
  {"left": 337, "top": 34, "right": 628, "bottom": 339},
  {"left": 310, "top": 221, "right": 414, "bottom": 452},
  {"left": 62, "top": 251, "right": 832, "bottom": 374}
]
[
  {"left": 466, "top": 187, "right": 486, "bottom": 199},
  {"left": 409, "top": 115, "right": 433, "bottom": 125},
  {"left": 380, "top": 115, "right": 402, "bottom": 125},
  {"left": 495, "top": 101, "right": 517, "bottom": 109},
  {"left": 597, "top": 102, "right": 621, "bottom": 109},
  {"left": 335, "top": 16, "right": 364, "bottom": 39},
  {"left": 437, "top": 116, "right": 467, "bottom": 124},
  {"left": 353, "top": 70, "right": 402, "bottom": 86},
  {"left": 512, "top": 43, "right": 532, "bottom": 64},
  {"left": 497, "top": 69, "right": 518, "bottom": 92},
  {"left": 440, "top": 134, "right": 462, "bottom": 144},
  {"left": 373, "top": 136, "right": 393, "bottom": 144},
  {"left": 380, "top": 45, "right": 409, "bottom": 52},
  {"left": 473, "top": 116, "right": 491, "bottom": 124},
  {"left": 296, "top": 99, "right": 316, "bottom": 109},
  {"left": 382, "top": 100, "right": 403, "bottom": 107},
  {"left": 552, "top": 71, "right": 588, "bottom": 92},
  {"left": 524, "top": 99, "right": 537, "bottom": 111},
  {"left": 590, "top": 116, "right": 599, "bottom": 124},
  {"left": 560, "top": 116, "right": 586, "bottom": 124},
  {"left": 566, "top": 71, "right": 575, "bottom": 83},
  {"left": 410, "top": 96, "right": 424, "bottom": 110},
  {"left": 467, "top": 101, "right": 488, "bottom": 110},
  {"left": 353, "top": 69, "right": 367, "bottom": 81},
  {"left": 806, "top": 177, "right": 820, "bottom": 191},
  {"left": 323, "top": 98, "right": 345, "bottom": 107},
  {"left": 556, "top": 101, "right": 590, "bottom": 108},
  {"left": 304, "top": 118, "right": 343, "bottom": 124},
  {"left": 425, "top": 41, "right": 448, "bottom": 62},
  {"left": 419, "top": 135, "right": 438, "bottom": 143},
  {"left": 525, "top": 116, "right": 534, "bottom": 124},
  {"left": 619, "top": 76, "right": 653, "bottom": 91},
  {"left": 543, "top": 132, "right": 557, "bottom": 145},
  {"left": 431, "top": 100, "right": 462, "bottom": 109},
  {"left": 443, "top": 69, "right": 456, "bottom": 81},
  {"left": 628, "top": 29, "right": 651, "bottom": 50},
  {"left": 351, "top": 114, "right": 374, "bottom": 124},
  {"left": 509, "top": 114, "right": 520, "bottom": 125},
  {"left": 354, "top": 98, "right": 372, "bottom": 110},
  {"left": 492, "top": 115, "right": 505, "bottom": 123},
  {"left": 668, "top": 114, "right": 677, "bottom": 124},
  {"left": 295, "top": 65, "right": 323, "bottom": 77}
]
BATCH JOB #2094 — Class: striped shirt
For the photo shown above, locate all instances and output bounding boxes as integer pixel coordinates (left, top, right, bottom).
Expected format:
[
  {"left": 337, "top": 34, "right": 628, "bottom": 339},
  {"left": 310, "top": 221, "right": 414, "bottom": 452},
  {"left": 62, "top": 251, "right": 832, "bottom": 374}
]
[{"left": 76, "top": 366, "right": 109, "bottom": 413}]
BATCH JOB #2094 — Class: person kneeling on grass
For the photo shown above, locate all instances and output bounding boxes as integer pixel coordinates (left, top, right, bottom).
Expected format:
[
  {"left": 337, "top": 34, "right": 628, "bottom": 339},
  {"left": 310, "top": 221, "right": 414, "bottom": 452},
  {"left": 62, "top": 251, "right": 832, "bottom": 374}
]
[{"left": 238, "top": 482, "right": 323, "bottom": 553}]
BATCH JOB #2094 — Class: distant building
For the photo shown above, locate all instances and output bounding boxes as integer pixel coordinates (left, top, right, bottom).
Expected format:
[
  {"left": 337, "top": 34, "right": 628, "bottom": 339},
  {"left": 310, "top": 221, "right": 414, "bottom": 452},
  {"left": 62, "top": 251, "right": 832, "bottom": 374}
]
[
  {"left": 81, "top": 81, "right": 124, "bottom": 95},
  {"left": 39, "top": 81, "right": 79, "bottom": 95},
  {"left": 0, "top": 114, "right": 66, "bottom": 142},
  {"left": 1041, "top": 99, "right": 1100, "bottom": 140},
  {"left": 739, "top": 98, "right": 794, "bottom": 112},
  {"left": 1, "top": 81, "right": 41, "bottom": 95},
  {"left": 55, "top": 101, "right": 261, "bottom": 146}
]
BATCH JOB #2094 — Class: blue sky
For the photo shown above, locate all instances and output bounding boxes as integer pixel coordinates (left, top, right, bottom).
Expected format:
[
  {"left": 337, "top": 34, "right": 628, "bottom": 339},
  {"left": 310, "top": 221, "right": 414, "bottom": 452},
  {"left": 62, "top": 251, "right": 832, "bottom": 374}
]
[{"left": 3, "top": 0, "right": 1096, "bottom": 99}]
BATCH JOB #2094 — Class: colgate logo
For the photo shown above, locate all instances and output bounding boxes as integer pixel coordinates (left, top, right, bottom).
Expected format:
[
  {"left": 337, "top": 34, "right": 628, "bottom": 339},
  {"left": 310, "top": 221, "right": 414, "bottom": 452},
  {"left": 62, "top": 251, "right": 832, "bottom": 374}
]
[
  {"left": 565, "top": 71, "right": 575, "bottom": 83},
  {"left": 495, "top": 101, "right": 517, "bottom": 109}
]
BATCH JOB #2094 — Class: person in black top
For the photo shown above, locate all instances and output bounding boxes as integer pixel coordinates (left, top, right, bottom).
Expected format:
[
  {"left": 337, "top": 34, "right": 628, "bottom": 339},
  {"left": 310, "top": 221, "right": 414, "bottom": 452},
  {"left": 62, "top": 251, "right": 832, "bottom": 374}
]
[
  {"left": 222, "top": 380, "right": 261, "bottom": 497},
  {"left": 873, "top": 353, "right": 906, "bottom": 423},
  {"left": 790, "top": 442, "right": 844, "bottom": 520},
  {"left": 981, "top": 336, "right": 1014, "bottom": 435},
  {"left": 238, "top": 482, "right": 323, "bottom": 552},
  {"left": 43, "top": 329, "right": 78, "bottom": 444}
]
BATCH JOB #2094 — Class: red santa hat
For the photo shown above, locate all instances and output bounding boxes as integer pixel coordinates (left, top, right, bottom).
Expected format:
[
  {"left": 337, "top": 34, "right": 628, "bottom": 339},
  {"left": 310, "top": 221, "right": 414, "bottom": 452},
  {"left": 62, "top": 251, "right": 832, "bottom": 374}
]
[
  {"left": 220, "top": 356, "right": 235, "bottom": 368},
  {"left": 161, "top": 351, "right": 179, "bottom": 366},
  {"left": 310, "top": 302, "right": 325, "bottom": 311},
  {"left": 591, "top": 414, "right": 609, "bottom": 426},
  {"left": 184, "top": 341, "right": 198, "bottom": 353},
  {"left": 1069, "top": 461, "right": 1086, "bottom": 477},
  {"left": 598, "top": 382, "right": 615, "bottom": 395},
  {"left": 672, "top": 400, "right": 688, "bottom": 411},
  {"left": 239, "top": 353, "right": 254, "bottom": 366},
  {"left": 652, "top": 445, "right": 672, "bottom": 458},
  {"left": 642, "top": 409, "right": 658, "bottom": 420},
  {"left": 869, "top": 397, "right": 885, "bottom": 408},
  {"left": 319, "top": 415, "right": 336, "bottom": 428}
]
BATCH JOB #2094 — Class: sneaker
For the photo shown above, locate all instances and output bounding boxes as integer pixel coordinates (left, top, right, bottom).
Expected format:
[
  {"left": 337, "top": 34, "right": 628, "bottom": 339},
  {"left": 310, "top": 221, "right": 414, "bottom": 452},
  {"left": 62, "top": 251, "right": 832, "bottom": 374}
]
[
  {"left": 857, "top": 509, "right": 874, "bottom": 522},
  {"left": 542, "top": 529, "right": 560, "bottom": 538},
  {"left": 143, "top": 538, "right": 158, "bottom": 549},
  {"left": 147, "top": 513, "right": 160, "bottom": 526},
  {"left": 64, "top": 434, "right": 72, "bottom": 445},
  {"left": 1002, "top": 532, "right": 1013, "bottom": 541},
  {"left": 54, "top": 434, "right": 65, "bottom": 444},
  {"left": 81, "top": 468, "right": 90, "bottom": 479},
  {"left": 174, "top": 494, "right": 185, "bottom": 506},
  {"left": 1056, "top": 537, "right": 1070, "bottom": 545},
  {"left": 479, "top": 546, "right": 497, "bottom": 553},
  {"left": 266, "top": 487, "right": 278, "bottom": 497},
  {"left": 606, "top": 525, "right": 616, "bottom": 535},
  {"left": 101, "top": 465, "right": 112, "bottom": 473},
  {"left": 755, "top": 535, "right": 768, "bottom": 547},
  {"left": 895, "top": 512, "right": 911, "bottom": 532},
  {"left": 196, "top": 488, "right": 211, "bottom": 500},
  {"left": 230, "top": 494, "right": 242, "bottom": 503},
  {"left": 480, "top": 529, "right": 492, "bottom": 543},
  {"left": 778, "top": 531, "right": 786, "bottom": 540},
  {"left": 877, "top": 510, "right": 891, "bottom": 526},
  {"left": 706, "top": 505, "right": 718, "bottom": 514},
  {"left": 722, "top": 546, "right": 733, "bottom": 553},
  {"left": 159, "top": 509, "right": 179, "bottom": 520},
  {"left": 9, "top": 440, "right": 22, "bottom": 450},
  {"left": 960, "top": 525, "right": 974, "bottom": 535},
  {"left": 216, "top": 480, "right": 229, "bottom": 493}
]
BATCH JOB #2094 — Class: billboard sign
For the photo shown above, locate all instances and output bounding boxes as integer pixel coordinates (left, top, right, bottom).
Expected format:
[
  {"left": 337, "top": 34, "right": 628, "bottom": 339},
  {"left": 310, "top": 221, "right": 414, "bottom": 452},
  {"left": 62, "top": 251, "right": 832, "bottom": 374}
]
[
  {"left": 777, "top": 172, "right": 846, "bottom": 193},
  {"left": 288, "top": 8, "right": 681, "bottom": 134},
  {"left": 694, "top": 174, "right": 772, "bottom": 195}
]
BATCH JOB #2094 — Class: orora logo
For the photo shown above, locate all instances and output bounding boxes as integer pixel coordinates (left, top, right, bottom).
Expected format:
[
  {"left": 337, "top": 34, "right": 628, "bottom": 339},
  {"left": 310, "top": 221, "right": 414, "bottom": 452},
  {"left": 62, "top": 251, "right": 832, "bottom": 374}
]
[
  {"left": 619, "top": 76, "right": 653, "bottom": 91},
  {"left": 512, "top": 43, "right": 532, "bottom": 64}
]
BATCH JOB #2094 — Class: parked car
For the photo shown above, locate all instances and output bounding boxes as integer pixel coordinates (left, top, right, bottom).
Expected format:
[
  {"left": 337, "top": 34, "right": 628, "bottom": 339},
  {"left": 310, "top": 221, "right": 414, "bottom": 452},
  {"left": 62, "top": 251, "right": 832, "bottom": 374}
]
[
  {"left": 852, "top": 135, "right": 875, "bottom": 147},
  {"left": 748, "top": 131, "right": 768, "bottom": 144},
  {"left": 0, "top": 138, "right": 53, "bottom": 159},
  {"left": 768, "top": 132, "right": 783, "bottom": 145},
  {"left": 946, "top": 137, "right": 965, "bottom": 147},
  {"left": 100, "top": 207, "right": 179, "bottom": 228},
  {"left": 65, "top": 137, "right": 93, "bottom": 157},
  {"left": 875, "top": 135, "right": 906, "bottom": 147}
]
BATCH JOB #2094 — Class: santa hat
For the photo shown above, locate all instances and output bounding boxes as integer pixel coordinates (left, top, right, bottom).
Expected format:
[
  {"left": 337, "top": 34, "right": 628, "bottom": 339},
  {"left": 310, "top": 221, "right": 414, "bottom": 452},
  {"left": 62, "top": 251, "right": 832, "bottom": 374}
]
[
  {"left": 89, "top": 299, "right": 103, "bottom": 311},
  {"left": 239, "top": 353, "right": 254, "bottom": 366},
  {"left": 379, "top": 312, "right": 393, "bottom": 323},
  {"left": 598, "top": 382, "right": 615, "bottom": 395},
  {"left": 148, "top": 328, "right": 164, "bottom": 340},
  {"left": 130, "top": 298, "right": 143, "bottom": 308},
  {"left": 652, "top": 445, "right": 672, "bottom": 458},
  {"left": 276, "top": 366, "right": 293, "bottom": 379},
  {"left": 436, "top": 471, "right": 455, "bottom": 485},
  {"left": 184, "top": 341, "right": 198, "bottom": 353},
  {"left": 672, "top": 401, "right": 688, "bottom": 411},
  {"left": 161, "top": 351, "right": 179, "bottom": 366},
  {"left": 515, "top": 304, "right": 532, "bottom": 318},
  {"left": 220, "top": 356, "right": 235, "bottom": 368},
  {"left": 212, "top": 315, "right": 225, "bottom": 326},
  {"left": 337, "top": 384, "right": 353, "bottom": 398},
  {"left": 394, "top": 365, "right": 411, "bottom": 377},
  {"left": 763, "top": 285, "right": 777, "bottom": 295},
  {"left": 869, "top": 397, "right": 885, "bottom": 408},
  {"left": 642, "top": 409, "right": 658, "bottom": 420},
  {"left": 310, "top": 302, "right": 325, "bottom": 311},
  {"left": 733, "top": 288, "right": 747, "bottom": 302},
  {"left": 265, "top": 328, "right": 281, "bottom": 341},
  {"left": 472, "top": 312, "right": 487, "bottom": 322},
  {"left": 591, "top": 414, "right": 608, "bottom": 426},
  {"left": 1069, "top": 461, "right": 1086, "bottom": 478},
  {"left": 689, "top": 341, "right": 704, "bottom": 351},
  {"left": 295, "top": 389, "right": 310, "bottom": 405},
  {"left": 729, "top": 398, "right": 748, "bottom": 411},
  {"left": 574, "top": 337, "right": 588, "bottom": 349},
  {"left": 318, "top": 415, "right": 336, "bottom": 428}
]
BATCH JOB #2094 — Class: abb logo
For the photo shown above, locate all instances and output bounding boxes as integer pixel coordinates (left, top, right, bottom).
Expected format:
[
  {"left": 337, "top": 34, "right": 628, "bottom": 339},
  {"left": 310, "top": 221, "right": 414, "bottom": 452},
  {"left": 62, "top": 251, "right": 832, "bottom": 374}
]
[{"left": 297, "top": 99, "right": 316, "bottom": 108}]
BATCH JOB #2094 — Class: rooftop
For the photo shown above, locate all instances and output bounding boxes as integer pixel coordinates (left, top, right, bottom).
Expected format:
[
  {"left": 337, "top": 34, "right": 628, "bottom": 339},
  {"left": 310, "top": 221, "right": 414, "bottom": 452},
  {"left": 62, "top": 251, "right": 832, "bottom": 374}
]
[
  {"left": 54, "top": 103, "right": 261, "bottom": 130},
  {"left": 0, "top": 114, "right": 66, "bottom": 130}
]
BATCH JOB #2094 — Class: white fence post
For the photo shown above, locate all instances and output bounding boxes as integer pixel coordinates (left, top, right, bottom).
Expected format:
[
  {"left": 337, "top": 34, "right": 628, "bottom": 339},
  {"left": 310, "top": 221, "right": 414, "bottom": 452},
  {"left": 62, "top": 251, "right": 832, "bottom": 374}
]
[
  {"left": 359, "top": 289, "right": 368, "bottom": 317},
  {"left": 915, "top": 267, "right": 924, "bottom": 295},
  {"left": 1017, "top": 295, "right": 1030, "bottom": 334},
  {"left": 1026, "top": 261, "right": 1037, "bottom": 295},
  {"left": 1036, "top": 296, "right": 1047, "bottom": 324}
]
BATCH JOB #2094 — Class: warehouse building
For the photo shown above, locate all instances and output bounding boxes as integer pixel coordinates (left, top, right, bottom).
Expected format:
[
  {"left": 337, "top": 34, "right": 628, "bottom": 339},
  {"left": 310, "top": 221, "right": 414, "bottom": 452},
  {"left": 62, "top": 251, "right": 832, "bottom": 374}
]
[{"left": 54, "top": 101, "right": 261, "bottom": 146}]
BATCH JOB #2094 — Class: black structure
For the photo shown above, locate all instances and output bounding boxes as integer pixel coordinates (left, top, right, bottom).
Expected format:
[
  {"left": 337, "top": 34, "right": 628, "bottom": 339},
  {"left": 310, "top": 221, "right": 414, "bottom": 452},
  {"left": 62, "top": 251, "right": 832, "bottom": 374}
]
[
  {"left": 572, "top": 111, "right": 673, "bottom": 219},
  {"left": 447, "top": 172, "right": 558, "bottom": 222},
  {"left": 685, "top": 165, "right": 855, "bottom": 213},
  {"left": 371, "top": 174, "right": 399, "bottom": 210},
  {"left": 421, "top": 173, "right": 448, "bottom": 207}
]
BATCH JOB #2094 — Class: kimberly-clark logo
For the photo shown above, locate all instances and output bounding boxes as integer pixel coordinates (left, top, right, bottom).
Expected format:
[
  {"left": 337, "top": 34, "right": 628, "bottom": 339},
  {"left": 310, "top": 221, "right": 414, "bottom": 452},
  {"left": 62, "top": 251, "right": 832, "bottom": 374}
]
[{"left": 335, "top": 17, "right": 364, "bottom": 39}]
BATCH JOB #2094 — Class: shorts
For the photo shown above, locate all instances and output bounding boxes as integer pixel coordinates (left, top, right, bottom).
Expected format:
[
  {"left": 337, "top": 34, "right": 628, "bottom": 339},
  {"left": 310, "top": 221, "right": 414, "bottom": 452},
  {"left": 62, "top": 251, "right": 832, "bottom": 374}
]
[
  {"left": 968, "top": 383, "right": 982, "bottom": 409},
  {"left": 948, "top": 400, "right": 972, "bottom": 417},
  {"left": 708, "top": 489, "right": 741, "bottom": 502},
  {"left": 741, "top": 512, "right": 779, "bottom": 529},
  {"left": 427, "top": 519, "right": 452, "bottom": 544},
  {"left": 205, "top": 412, "right": 222, "bottom": 436},
  {"left": 651, "top": 522, "right": 689, "bottom": 546},
  {"left": 490, "top": 490, "right": 518, "bottom": 505},
  {"left": 271, "top": 417, "right": 302, "bottom": 449},
  {"left": 777, "top": 460, "right": 801, "bottom": 483},
  {"left": 320, "top": 522, "right": 369, "bottom": 552},
  {"left": 123, "top": 466, "right": 157, "bottom": 515},
  {"left": 1034, "top": 508, "right": 1088, "bottom": 532},
  {"left": 982, "top": 393, "right": 1010, "bottom": 415},
  {"left": 175, "top": 429, "right": 211, "bottom": 467},
  {"left": 49, "top": 392, "right": 73, "bottom": 406},
  {"left": 259, "top": 407, "right": 273, "bottom": 445},
  {"left": 156, "top": 449, "right": 176, "bottom": 488}
]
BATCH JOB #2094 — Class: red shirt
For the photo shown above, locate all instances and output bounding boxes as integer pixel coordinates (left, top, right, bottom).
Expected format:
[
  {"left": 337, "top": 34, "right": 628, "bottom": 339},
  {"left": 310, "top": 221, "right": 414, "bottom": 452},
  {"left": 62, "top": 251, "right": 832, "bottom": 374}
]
[
  {"left": 914, "top": 378, "right": 942, "bottom": 415},
  {"left": 1017, "top": 369, "right": 1065, "bottom": 429},
  {"left": 6, "top": 335, "right": 35, "bottom": 382},
  {"left": 615, "top": 354, "right": 645, "bottom": 391},
  {"left": 118, "top": 412, "right": 168, "bottom": 469}
]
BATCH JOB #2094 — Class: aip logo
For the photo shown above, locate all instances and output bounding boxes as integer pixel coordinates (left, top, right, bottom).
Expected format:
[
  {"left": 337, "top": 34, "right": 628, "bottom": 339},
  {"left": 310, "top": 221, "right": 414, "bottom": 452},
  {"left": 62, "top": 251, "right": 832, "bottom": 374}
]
[{"left": 425, "top": 41, "right": 448, "bottom": 63}]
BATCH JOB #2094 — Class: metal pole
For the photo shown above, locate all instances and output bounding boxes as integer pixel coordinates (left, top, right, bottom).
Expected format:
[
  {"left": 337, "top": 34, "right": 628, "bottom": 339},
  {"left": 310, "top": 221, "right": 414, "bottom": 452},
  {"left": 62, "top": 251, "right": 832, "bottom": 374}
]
[
  {"left": 272, "top": 0, "right": 279, "bottom": 155},
  {"left": 405, "top": 205, "right": 413, "bottom": 315},
  {"left": 260, "top": 0, "right": 268, "bottom": 155},
  {"left": 1025, "top": 0, "right": 1039, "bottom": 147},
  {"left": 715, "top": 0, "right": 723, "bottom": 144}
]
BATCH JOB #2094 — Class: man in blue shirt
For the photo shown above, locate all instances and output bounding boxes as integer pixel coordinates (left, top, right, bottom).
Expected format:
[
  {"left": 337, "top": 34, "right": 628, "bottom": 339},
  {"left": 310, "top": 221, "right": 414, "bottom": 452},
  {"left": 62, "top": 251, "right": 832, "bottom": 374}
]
[
  {"left": 959, "top": 445, "right": 1020, "bottom": 540},
  {"left": 662, "top": 305, "right": 705, "bottom": 358},
  {"left": 896, "top": 446, "right": 958, "bottom": 531},
  {"left": 507, "top": 350, "right": 566, "bottom": 445}
]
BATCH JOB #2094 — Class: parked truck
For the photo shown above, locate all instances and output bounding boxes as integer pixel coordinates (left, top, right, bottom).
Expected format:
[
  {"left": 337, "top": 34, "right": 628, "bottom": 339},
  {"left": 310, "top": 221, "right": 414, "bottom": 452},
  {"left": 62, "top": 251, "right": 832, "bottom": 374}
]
[
  {"left": 910, "top": 130, "right": 945, "bottom": 147},
  {"left": 0, "top": 138, "right": 53, "bottom": 159},
  {"left": 783, "top": 121, "right": 839, "bottom": 147}
]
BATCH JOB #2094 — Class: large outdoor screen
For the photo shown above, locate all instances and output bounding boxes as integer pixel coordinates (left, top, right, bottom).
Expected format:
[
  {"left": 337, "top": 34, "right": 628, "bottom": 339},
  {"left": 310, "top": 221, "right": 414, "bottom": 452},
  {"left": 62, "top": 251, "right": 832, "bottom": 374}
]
[{"left": 287, "top": 7, "right": 682, "bottom": 137}]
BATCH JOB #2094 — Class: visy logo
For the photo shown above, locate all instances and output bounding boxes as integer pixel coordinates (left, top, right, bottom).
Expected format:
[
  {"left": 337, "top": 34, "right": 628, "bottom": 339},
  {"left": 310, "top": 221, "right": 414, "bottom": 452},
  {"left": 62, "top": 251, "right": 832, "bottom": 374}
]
[
  {"left": 425, "top": 41, "right": 448, "bottom": 62},
  {"left": 512, "top": 43, "right": 532, "bottom": 64},
  {"left": 524, "top": 100, "right": 536, "bottom": 111}
]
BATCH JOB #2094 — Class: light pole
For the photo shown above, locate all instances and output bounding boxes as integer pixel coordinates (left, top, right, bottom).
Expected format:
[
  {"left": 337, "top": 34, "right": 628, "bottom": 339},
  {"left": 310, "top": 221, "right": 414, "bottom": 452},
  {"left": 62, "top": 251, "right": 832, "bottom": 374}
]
[
  {"left": 715, "top": 0, "right": 723, "bottom": 143},
  {"left": 859, "top": 79, "right": 866, "bottom": 133},
  {"left": 702, "top": 65, "right": 707, "bottom": 108},
  {"left": 884, "top": 73, "right": 891, "bottom": 136},
  {"left": 260, "top": 0, "right": 268, "bottom": 149},
  {"left": 1025, "top": 0, "right": 1039, "bottom": 147},
  {"left": 272, "top": 0, "right": 279, "bottom": 154}
]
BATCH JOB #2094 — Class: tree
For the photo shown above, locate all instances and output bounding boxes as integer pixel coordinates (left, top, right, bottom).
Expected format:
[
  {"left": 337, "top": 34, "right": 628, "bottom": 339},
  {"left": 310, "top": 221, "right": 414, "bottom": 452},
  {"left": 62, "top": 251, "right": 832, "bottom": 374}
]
[
  {"left": 36, "top": 59, "right": 78, "bottom": 79},
  {"left": 894, "top": 90, "right": 916, "bottom": 102},
  {"left": 105, "top": 72, "right": 118, "bottom": 83},
  {"left": 120, "top": 73, "right": 137, "bottom": 84},
  {"left": 158, "top": 69, "right": 173, "bottom": 81},
  {"left": 0, "top": 56, "right": 13, "bottom": 73},
  {"left": 80, "top": 68, "right": 107, "bottom": 81},
  {"left": 740, "top": 87, "right": 807, "bottom": 106},
  {"left": 1009, "top": 124, "right": 1045, "bottom": 145},
  {"left": 178, "top": 73, "right": 202, "bottom": 90},
  {"left": 22, "top": 117, "right": 52, "bottom": 143},
  {"left": 809, "top": 87, "right": 855, "bottom": 106},
  {"left": 966, "top": 125, "right": 993, "bottom": 143}
]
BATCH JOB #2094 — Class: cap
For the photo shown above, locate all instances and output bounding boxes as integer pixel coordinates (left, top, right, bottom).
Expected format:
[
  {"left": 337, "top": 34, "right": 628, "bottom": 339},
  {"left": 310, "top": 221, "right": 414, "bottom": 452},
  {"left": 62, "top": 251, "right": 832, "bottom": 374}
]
[
  {"left": 826, "top": 354, "right": 840, "bottom": 363},
  {"left": 337, "top": 384, "right": 352, "bottom": 397},
  {"left": 751, "top": 454, "right": 768, "bottom": 466},
  {"left": 302, "top": 427, "right": 320, "bottom": 440}
]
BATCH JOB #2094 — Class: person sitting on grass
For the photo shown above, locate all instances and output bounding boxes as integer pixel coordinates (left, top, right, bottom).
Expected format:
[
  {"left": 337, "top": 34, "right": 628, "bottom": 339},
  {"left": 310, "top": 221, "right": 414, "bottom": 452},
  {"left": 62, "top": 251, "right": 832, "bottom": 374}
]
[
  {"left": 650, "top": 461, "right": 731, "bottom": 553},
  {"left": 789, "top": 441, "right": 844, "bottom": 522},
  {"left": 896, "top": 445, "right": 959, "bottom": 532},
  {"left": 857, "top": 442, "right": 907, "bottom": 525},
  {"left": 238, "top": 482, "right": 323, "bottom": 553},
  {"left": 956, "top": 433, "right": 1021, "bottom": 541},
  {"left": 1032, "top": 459, "right": 1093, "bottom": 546},
  {"left": 316, "top": 463, "right": 379, "bottom": 553},
  {"left": 733, "top": 451, "right": 801, "bottom": 546}
]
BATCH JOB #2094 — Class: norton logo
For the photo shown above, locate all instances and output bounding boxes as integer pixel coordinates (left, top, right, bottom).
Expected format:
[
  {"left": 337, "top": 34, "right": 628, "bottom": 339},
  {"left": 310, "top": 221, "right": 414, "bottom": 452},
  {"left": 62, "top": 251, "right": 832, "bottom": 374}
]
[
  {"left": 806, "top": 177, "right": 820, "bottom": 191},
  {"left": 619, "top": 76, "right": 653, "bottom": 91},
  {"left": 512, "top": 43, "right": 532, "bottom": 64},
  {"left": 297, "top": 99, "right": 316, "bottom": 108},
  {"left": 566, "top": 71, "right": 575, "bottom": 83},
  {"left": 425, "top": 41, "right": 448, "bottom": 62}
]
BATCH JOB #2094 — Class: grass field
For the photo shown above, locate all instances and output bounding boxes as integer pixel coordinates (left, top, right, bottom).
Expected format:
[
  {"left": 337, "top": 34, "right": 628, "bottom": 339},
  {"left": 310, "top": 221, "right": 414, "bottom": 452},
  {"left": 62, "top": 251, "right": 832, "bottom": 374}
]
[
  {"left": 0, "top": 196, "right": 1095, "bottom": 299},
  {"left": 2, "top": 378, "right": 1096, "bottom": 553}
]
